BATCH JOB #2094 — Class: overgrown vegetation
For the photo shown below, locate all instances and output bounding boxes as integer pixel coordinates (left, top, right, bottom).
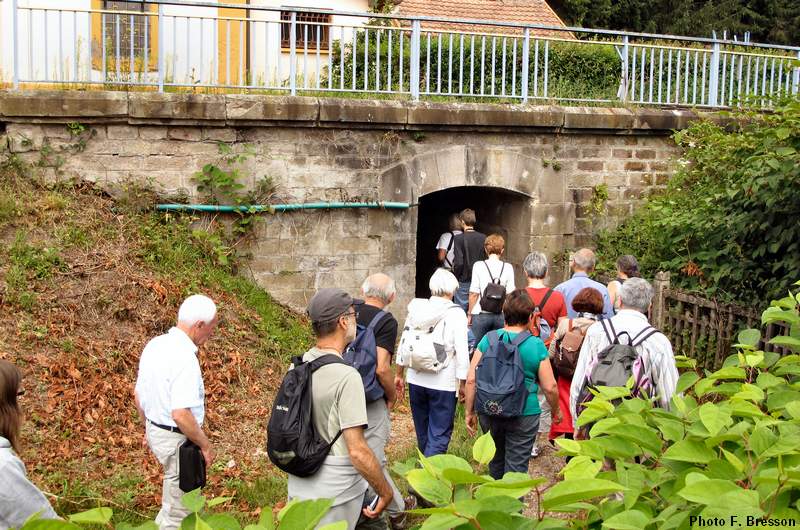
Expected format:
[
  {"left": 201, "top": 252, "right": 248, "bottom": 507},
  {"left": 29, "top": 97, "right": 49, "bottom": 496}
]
[
  {"left": 0, "top": 154, "right": 312, "bottom": 523},
  {"left": 596, "top": 98, "right": 800, "bottom": 304},
  {"left": 392, "top": 285, "right": 800, "bottom": 527}
]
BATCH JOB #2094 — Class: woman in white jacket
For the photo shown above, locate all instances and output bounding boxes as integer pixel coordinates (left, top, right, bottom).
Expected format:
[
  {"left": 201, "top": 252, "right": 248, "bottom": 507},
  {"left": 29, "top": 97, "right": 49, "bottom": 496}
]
[
  {"left": 0, "top": 360, "right": 58, "bottom": 530},
  {"left": 394, "top": 269, "right": 469, "bottom": 457}
]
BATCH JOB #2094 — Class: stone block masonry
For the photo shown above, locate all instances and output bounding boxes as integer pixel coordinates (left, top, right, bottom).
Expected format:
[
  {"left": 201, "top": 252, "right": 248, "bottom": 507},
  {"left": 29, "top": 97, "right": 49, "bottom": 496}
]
[{"left": 0, "top": 91, "right": 698, "bottom": 319}]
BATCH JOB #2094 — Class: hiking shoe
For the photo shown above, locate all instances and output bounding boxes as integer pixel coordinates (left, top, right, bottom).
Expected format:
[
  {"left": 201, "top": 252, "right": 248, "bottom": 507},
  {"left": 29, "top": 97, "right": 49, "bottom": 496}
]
[{"left": 389, "top": 496, "right": 417, "bottom": 529}]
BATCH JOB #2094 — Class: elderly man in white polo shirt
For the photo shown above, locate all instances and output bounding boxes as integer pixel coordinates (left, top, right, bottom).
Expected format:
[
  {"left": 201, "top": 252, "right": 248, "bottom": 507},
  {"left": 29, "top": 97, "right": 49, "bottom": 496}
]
[{"left": 135, "top": 294, "right": 219, "bottom": 530}]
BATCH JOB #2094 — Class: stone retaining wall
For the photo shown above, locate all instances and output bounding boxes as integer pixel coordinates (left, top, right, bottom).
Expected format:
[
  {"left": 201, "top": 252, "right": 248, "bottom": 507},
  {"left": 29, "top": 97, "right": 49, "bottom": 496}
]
[{"left": 0, "top": 91, "right": 701, "bottom": 318}]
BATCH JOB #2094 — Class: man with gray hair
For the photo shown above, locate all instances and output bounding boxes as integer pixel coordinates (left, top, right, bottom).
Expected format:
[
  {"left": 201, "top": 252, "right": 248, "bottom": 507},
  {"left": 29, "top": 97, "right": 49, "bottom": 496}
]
[
  {"left": 353, "top": 273, "right": 410, "bottom": 528},
  {"left": 554, "top": 248, "right": 613, "bottom": 319},
  {"left": 135, "top": 294, "right": 219, "bottom": 530},
  {"left": 568, "top": 277, "right": 678, "bottom": 429}
]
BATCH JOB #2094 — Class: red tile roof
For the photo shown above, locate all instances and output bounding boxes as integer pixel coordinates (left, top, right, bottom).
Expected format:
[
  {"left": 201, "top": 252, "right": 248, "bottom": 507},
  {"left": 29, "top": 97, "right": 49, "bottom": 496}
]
[{"left": 394, "top": 0, "right": 571, "bottom": 38}]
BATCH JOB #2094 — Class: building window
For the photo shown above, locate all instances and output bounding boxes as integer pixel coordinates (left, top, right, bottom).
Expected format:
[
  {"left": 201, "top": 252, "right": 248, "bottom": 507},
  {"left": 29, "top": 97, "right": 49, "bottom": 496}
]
[
  {"left": 103, "top": 1, "right": 148, "bottom": 58},
  {"left": 280, "top": 10, "right": 332, "bottom": 50}
]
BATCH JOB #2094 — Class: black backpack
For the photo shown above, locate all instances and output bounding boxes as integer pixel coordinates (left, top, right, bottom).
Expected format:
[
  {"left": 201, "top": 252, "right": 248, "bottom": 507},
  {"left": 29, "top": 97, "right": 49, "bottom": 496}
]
[
  {"left": 266, "top": 354, "right": 346, "bottom": 477},
  {"left": 453, "top": 231, "right": 486, "bottom": 283},
  {"left": 479, "top": 261, "right": 507, "bottom": 314}
]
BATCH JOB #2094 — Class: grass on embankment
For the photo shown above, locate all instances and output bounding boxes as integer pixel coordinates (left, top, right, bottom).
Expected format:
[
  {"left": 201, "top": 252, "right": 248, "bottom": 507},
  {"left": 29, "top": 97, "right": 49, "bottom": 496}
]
[{"left": 0, "top": 153, "right": 314, "bottom": 523}]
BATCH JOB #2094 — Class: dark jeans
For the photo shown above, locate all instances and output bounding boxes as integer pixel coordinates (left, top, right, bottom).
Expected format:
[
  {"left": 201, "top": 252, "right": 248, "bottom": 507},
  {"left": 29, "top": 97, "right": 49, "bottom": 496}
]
[
  {"left": 454, "top": 281, "right": 471, "bottom": 313},
  {"left": 409, "top": 384, "right": 458, "bottom": 457},
  {"left": 471, "top": 312, "right": 505, "bottom": 349},
  {"left": 478, "top": 414, "right": 540, "bottom": 480}
]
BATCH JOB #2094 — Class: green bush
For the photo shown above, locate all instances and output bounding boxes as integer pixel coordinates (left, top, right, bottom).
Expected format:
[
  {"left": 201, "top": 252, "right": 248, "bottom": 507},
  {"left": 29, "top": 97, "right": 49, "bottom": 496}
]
[
  {"left": 596, "top": 97, "right": 800, "bottom": 304},
  {"left": 393, "top": 283, "right": 800, "bottom": 528}
]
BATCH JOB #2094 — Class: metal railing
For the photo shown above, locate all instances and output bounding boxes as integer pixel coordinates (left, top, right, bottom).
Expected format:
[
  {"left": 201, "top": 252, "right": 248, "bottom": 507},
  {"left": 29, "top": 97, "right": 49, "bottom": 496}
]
[{"left": 6, "top": 0, "right": 800, "bottom": 108}]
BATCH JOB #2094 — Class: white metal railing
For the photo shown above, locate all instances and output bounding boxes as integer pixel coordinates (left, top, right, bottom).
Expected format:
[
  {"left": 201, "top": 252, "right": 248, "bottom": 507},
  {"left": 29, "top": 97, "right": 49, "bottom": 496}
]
[{"left": 5, "top": 0, "right": 800, "bottom": 108}]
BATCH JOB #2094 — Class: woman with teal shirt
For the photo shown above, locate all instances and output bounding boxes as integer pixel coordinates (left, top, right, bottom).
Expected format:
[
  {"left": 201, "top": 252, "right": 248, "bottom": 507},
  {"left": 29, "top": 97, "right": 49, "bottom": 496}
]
[{"left": 465, "top": 289, "right": 561, "bottom": 479}]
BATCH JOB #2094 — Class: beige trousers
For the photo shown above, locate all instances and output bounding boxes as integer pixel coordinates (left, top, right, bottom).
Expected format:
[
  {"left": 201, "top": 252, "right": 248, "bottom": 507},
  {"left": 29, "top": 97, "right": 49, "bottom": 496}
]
[
  {"left": 146, "top": 422, "right": 190, "bottom": 530},
  {"left": 364, "top": 400, "right": 405, "bottom": 517}
]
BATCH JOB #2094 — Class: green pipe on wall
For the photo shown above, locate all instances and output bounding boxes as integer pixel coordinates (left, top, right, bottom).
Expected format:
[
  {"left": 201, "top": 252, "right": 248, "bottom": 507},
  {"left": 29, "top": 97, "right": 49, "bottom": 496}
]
[{"left": 155, "top": 201, "right": 410, "bottom": 213}]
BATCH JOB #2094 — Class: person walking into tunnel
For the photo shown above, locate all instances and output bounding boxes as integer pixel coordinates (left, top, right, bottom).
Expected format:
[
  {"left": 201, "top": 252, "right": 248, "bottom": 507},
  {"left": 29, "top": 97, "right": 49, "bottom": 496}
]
[
  {"left": 464, "top": 289, "right": 561, "bottom": 480},
  {"left": 547, "top": 287, "right": 604, "bottom": 442},
  {"left": 607, "top": 255, "right": 641, "bottom": 312},
  {"left": 555, "top": 249, "right": 614, "bottom": 320},
  {"left": 395, "top": 269, "right": 469, "bottom": 457},
  {"left": 522, "top": 251, "right": 568, "bottom": 456},
  {"left": 135, "top": 294, "right": 219, "bottom": 530},
  {"left": 350, "top": 273, "right": 411, "bottom": 528},
  {"left": 0, "top": 360, "right": 59, "bottom": 529},
  {"left": 285, "top": 288, "right": 392, "bottom": 529},
  {"left": 451, "top": 209, "right": 486, "bottom": 314},
  {"left": 468, "top": 234, "right": 516, "bottom": 349},
  {"left": 435, "top": 213, "right": 463, "bottom": 271}
]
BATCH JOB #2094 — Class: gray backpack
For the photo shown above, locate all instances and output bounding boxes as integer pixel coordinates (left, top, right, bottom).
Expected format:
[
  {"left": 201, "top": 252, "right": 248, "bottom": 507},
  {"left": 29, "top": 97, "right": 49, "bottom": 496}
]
[{"left": 576, "top": 319, "right": 659, "bottom": 418}]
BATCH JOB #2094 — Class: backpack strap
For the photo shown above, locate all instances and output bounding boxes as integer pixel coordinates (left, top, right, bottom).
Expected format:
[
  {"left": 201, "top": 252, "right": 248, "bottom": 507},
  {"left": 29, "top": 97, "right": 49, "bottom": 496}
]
[
  {"left": 308, "top": 353, "right": 348, "bottom": 372},
  {"left": 444, "top": 232, "right": 455, "bottom": 268},
  {"left": 510, "top": 330, "right": 532, "bottom": 347},
  {"left": 487, "top": 330, "right": 501, "bottom": 351},
  {"left": 498, "top": 262, "right": 506, "bottom": 284},
  {"left": 483, "top": 260, "right": 498, "bottom": 283},
  {"left": 365, "top": 310, "right": 387, "bottom": 332},
  {"left": 600, "top": 318, "right": 617, "bottom": 344},
  {"left": 568, "top": 319, "right": 574, "bottom": 332},
  {"left": 631, "top": 326, "right": 659, "bottom": 347},
  {"left": 536, "top": 288, "right": 554, "bottom": 310}
]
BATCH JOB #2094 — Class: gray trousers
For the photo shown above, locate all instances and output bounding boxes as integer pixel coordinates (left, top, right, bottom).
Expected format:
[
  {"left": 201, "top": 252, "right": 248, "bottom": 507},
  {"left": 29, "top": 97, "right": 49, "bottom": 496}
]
[
  {"left": 364, "top": 399, "right": 405, "bottom": 517},
  {"left": 146, "top": 423, "right": 190, "bottom": 530},
  {"left": 478, "top": 414, "right": 540, "bottom": 480}
]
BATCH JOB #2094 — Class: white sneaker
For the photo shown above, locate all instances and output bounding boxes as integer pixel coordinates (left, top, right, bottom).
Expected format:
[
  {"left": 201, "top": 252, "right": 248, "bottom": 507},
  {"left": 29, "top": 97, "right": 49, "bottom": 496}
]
[{"left": 531, "top": 445, "right": 540, "bottom": 458}]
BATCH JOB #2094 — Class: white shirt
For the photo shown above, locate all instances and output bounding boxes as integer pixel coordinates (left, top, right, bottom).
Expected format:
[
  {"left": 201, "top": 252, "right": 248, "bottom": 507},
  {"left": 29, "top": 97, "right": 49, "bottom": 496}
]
[
  {"left": 468, "top": 256, "right": 516, "bottom": 314},
  {"left": 435, "top": 230, "right": 462, "bottom": 269},
  {"left": 569, "top": 309, "right": 679, "bottom": 429},
  {"left": 405, "top": 297, "right": 470, "bottom": 392},
  {"left": 135, "top": 327, "right": 205, "bottom": 427}
]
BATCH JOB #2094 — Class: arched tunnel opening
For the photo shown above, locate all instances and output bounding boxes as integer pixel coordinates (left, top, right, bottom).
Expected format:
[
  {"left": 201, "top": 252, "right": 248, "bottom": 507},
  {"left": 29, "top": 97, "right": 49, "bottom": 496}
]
[{"left": 414, "top": 186, "right": 533, "bottom": 298}]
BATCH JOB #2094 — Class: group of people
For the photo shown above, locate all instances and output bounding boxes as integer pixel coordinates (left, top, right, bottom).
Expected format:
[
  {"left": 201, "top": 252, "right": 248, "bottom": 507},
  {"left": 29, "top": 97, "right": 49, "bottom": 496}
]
[{"left": 0, "top": 208, "right": 679, "bottom": 530}]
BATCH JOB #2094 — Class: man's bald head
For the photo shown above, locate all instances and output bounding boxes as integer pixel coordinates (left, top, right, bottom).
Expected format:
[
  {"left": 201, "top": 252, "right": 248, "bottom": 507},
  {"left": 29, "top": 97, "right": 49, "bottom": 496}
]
[
  {"left": 361, "top": 273, "right": 396, "bottom": 306},
  {"left": 572, "top": 248, "right": 597, "bottom": 273}
]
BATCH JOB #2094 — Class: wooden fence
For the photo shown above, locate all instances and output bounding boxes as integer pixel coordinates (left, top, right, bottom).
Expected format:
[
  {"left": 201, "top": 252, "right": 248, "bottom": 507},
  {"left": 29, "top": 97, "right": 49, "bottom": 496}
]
[{"left": 651, "top": 272, "right": 788, "bottom": 370}]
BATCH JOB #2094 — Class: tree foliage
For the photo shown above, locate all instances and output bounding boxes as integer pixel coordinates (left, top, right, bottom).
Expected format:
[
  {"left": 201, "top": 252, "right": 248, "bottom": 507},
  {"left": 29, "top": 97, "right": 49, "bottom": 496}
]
[
  {"left": 550, "top": 0, "right": 800, "bottom": 46},
  {"left": 596, "top": 97, "right": 800, "bottom": 304}
]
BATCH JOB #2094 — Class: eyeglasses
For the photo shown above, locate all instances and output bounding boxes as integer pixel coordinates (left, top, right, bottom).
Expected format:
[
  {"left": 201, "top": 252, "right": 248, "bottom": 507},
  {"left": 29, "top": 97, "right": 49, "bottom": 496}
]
[
  {"left": 342, "top": 311, "right": 359, "bottom": 320},
  {"left": 16, "top": 390, "right": 25, "bottom": 397}
]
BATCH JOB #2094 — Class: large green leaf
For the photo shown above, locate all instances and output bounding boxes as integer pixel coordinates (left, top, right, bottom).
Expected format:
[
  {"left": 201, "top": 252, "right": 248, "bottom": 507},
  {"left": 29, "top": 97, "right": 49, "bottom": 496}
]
[
  {"left": 419, "top": 514, "right": 469, "bottom": 530},
  {"left": 426, "top": 454, "right": 473, "bottom": 473},
  {"left": 698, "top": 402, "right": 732, "bottom": 437},
  {"left": 278, "top": 499, "right": 334, "bottom": 530},
  {"left": 67, "top": 509, "right": 113, "bottom": 526},
  {"left": 406, "top": 469, "right": 452, "bottom": 505},
  {"left": 441, "top": 468, "right": 490, "bottom": 485},
  {"left": 541, "top": 478, "right": 624, "bottom": 511},
  {"left": 738, "top": 328, "right": 761, "bottom": 347},
  {"left": 662, "top": 439, "right": 716, "bottom": 464},
  {"left": 204, "top": 514, "right": 241, "bottom": 530},
  {"left": 181, "top": 490, "right": 206, "bottom": 513},
  {"left": 317, "top": 523, "right": 347, "bottom": 530},
  {"left": 677, "top": 478, "right": 741, "bottom": 504},
  {"left": 605, "top": 424, "right": 663, "bottom": 454},
  {"left": 675, "top": 372, "right": 700, "bottom": 394},
  {"left": 473, "top": 431, "right": 496, "bottom": 465},
  {"left": 749, "top": 425, "right": 778, "bottom": 456},
  {"left": 601, "top": 509, "right": 651, "bottom": 530},
  {"left": 708, "top": 367, "right": 746, "bottom": 380},
  {"left": 561, "top": 455, "right": 603, "bottom": 480}
]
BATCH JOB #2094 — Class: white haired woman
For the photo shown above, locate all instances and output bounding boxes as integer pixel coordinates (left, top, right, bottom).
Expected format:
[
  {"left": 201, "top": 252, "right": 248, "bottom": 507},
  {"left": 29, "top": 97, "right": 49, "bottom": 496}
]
[{"left": 395, "top": 269, "right": 469, "bottom": 456}]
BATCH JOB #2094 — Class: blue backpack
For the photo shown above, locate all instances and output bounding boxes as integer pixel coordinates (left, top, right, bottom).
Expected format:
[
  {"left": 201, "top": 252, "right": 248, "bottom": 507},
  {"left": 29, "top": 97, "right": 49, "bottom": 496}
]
[
  {"left": 476, "top": 330, "right": 534, "bottom": 418},
  {"left": 343, "top": 311, "right": 387, "bottom": 402}
]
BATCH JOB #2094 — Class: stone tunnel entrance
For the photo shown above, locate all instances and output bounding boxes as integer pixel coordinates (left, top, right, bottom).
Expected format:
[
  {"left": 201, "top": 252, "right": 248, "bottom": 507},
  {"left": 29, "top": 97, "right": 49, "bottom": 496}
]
[{"left": 415, "top": 186, "right": 533, "bottom": 298}]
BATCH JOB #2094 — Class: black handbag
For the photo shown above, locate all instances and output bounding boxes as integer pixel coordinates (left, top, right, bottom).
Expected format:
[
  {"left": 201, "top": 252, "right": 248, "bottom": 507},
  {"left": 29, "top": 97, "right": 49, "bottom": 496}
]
[{"left": 179, "top": 440, "right": 206, "bottom": 492}]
